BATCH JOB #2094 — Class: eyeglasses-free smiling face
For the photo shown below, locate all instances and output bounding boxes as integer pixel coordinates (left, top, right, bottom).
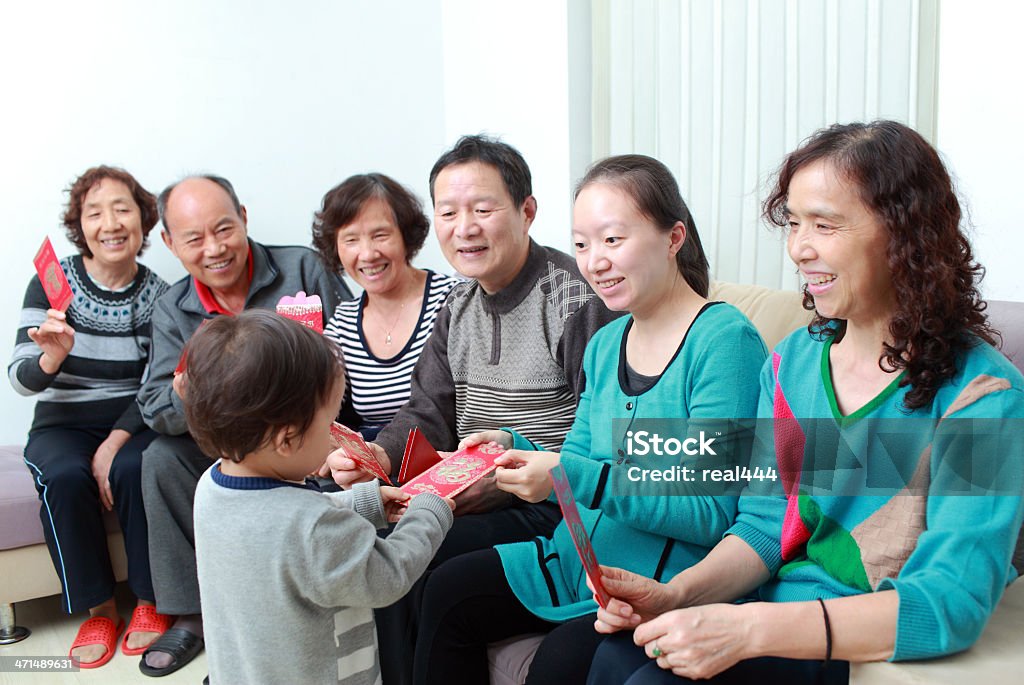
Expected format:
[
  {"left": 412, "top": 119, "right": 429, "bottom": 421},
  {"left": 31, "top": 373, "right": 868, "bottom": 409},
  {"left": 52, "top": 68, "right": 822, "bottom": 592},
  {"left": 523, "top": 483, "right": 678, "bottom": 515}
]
[
  {"left": 572, "top": 182, "right": 684, "bottom": 319},
  {"left": 161, "top": 177, "right": 250, "bottom": 293},
  {"left": 432, "top": 161, "right": 536, "bottom": 294},
  {"left": 785, "top": 160, "right": 895, "bottom": 327},
  {"left": 80, "top": 178, "right": 144, "bottom": 268},
  {"left": 335, "top": 196, "right": 410, "bottom": 296}
]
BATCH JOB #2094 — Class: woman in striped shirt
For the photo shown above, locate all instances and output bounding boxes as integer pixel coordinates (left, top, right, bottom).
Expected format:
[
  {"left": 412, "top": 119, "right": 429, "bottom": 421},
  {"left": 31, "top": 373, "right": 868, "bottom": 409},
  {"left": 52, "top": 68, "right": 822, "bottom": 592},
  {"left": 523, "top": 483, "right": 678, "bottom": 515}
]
[{"left": 312, "top": 173, "right": 459, "bottom": 439}]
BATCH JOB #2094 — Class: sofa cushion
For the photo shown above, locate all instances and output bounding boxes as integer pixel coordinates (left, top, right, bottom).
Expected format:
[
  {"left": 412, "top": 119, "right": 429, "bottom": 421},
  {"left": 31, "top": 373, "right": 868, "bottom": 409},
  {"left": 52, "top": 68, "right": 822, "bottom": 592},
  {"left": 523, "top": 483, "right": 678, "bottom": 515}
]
[
  {"left": 986, "top": 300, "right": 1024, "bottom": 377},
  {"left": 0, "top": 444, "right": 47, "bottom": 550},
  {"left": 487, "top": 634, "right": 545, "bottom": 685},
  {"left": 709, "top": 281, "right": 813, "bottom": 350}
]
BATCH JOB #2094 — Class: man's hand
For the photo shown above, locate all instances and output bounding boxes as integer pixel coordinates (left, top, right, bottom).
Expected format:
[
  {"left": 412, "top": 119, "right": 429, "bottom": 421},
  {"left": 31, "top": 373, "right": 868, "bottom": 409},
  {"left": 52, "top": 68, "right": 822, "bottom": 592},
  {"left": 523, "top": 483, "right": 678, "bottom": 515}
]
[
  {"left": 327, "top": 442, "right": 392, "bottom": 489},
  {"left": 91, "top": 429, "right": 131, "bottom": 511},
  {"left": 494, "top": 450, "right": 560, "bottom": 502},
  {"left": 452, "top": 474, "right": 514, "bottom": 515},
  {"left": 172, "top": 371, "right": 187, "bottom": 400},
  {"left": 28, "top": 309, "right": 75, "bottom": 374}
]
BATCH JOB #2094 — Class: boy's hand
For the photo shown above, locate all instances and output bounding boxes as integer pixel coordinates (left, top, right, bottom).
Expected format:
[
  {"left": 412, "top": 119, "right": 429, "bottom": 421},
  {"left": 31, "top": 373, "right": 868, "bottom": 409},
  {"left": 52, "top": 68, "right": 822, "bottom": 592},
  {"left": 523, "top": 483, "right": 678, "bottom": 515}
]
[{"left": 379, "top": 486, "right": 411, "bottom": 522}]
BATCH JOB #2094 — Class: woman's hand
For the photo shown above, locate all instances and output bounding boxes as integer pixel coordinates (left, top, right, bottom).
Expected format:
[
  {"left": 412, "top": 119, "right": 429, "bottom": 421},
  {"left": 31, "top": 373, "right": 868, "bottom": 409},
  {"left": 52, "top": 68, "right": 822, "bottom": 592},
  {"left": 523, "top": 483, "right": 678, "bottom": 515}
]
[
  {"left": 91, "top": 429, "right": 131, "bottom": 511},
  {"left": 494, "top": 450, "right": 560, "bottom": 502},
  {"left": 327, "top": 442, "right": 391, "bottom": 489},
  {"left": 590, "top": 566, "right": 683, "bottom": 633},
  {"left": 27, "top": 309, "right": 75, "bottom": 374},
  {"left": 457, "top": 430, "right": 513, "bottom": 451},
  {"left": 634, "top": 604, "right": 755, "bottom": 680}
]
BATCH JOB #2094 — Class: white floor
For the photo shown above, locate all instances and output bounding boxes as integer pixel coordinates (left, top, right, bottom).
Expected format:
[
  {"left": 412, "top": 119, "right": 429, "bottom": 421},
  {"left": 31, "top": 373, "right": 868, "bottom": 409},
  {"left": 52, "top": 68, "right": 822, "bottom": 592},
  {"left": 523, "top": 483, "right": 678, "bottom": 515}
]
[{"left": 0, "top": 585, "right": 207, "bottom": 685}]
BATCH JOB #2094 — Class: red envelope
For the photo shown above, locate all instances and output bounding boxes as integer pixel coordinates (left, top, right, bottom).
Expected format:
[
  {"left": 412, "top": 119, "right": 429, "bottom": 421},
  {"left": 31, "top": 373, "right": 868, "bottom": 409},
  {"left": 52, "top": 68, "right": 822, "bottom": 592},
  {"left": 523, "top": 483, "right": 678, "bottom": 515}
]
[
  {"left": 550, "top": 464, "right": 611, "bottom": 608},
  {"left": 276, "top": 292, "right": 324, "bottom": 333},
  {"left": 398, "top": 428, "right": 443, "bottom": 483},
  {"left": 33, "top": 237, "right": 73, "bottom": 312},
  {"left": 329, "top": 422, "right": 393, "bottom": 484},
  {"left": 399, "top": 442, "right": 506, "bottom": 499}
]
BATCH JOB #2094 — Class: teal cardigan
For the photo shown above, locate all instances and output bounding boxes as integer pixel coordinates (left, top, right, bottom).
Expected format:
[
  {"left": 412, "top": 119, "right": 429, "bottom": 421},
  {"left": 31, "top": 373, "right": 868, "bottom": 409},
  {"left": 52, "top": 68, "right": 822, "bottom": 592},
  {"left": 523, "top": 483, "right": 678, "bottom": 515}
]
[
  {"left": 731, "top": 328, "right": 1024, "bottom": 660},
  {"left": 496, "top": 303, "right": 768, "bottom": 621}
]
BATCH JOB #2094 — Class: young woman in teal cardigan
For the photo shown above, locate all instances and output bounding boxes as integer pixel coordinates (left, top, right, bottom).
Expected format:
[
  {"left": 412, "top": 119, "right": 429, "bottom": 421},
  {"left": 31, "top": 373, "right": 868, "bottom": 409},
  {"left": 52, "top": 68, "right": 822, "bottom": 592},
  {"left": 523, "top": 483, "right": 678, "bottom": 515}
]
[
  {"left": 588, "top": 121, "right": 1024, "bottom": 684},
  {"left": 411, "top": 155, "right": 767, "bottom": 685}
]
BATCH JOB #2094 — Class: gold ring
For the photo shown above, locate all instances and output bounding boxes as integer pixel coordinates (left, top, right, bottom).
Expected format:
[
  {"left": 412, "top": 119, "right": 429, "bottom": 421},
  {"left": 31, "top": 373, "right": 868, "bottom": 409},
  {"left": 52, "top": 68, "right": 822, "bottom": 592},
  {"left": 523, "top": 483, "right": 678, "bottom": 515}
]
[{"left": 652, "top": 641, "right": 663, "bottom": 658}]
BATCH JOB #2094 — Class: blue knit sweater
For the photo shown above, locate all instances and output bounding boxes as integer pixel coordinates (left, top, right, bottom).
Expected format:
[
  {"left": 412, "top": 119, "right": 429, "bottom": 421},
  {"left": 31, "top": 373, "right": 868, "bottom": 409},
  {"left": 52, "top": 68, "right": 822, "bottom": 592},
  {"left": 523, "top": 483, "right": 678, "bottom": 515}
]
[
  {"left": 497, "top": 303, "right": 767, "bottom": 621},
  {"left": 731, "top": 329, "right": 1024, "bottom": 660}
]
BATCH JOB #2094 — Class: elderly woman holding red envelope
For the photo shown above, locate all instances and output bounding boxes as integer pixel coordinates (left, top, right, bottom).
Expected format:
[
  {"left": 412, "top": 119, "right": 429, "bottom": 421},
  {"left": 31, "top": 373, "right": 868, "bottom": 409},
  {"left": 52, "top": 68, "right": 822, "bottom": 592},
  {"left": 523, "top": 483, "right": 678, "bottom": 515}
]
[
  {"left": 409, "top": 155, "right": 768, "bottom": 685},
  {"left": 9, "top": 166, "right": 170, "bottom": 668}
]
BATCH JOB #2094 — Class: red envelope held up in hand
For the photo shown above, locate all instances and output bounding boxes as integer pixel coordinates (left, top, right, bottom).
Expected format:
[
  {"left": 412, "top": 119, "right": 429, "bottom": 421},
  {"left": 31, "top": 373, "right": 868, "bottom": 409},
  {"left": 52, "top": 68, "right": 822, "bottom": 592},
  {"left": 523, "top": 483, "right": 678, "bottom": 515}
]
[
  {"left": 329, "top": 422, "right": 393, "bottom": 485},
  {"left": 33, "top": 237, "right": 73, "bottom": 312},
  {"left": 549, "top": 464, "right": 611, "bottom": 609}
]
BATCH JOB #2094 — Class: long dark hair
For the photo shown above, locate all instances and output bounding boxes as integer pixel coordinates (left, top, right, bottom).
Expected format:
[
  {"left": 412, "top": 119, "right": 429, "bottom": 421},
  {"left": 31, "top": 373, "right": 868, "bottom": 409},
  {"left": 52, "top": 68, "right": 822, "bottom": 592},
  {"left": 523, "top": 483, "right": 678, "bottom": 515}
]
[{"left": 763, "top": 120, "right": 997, "bottom": 410}]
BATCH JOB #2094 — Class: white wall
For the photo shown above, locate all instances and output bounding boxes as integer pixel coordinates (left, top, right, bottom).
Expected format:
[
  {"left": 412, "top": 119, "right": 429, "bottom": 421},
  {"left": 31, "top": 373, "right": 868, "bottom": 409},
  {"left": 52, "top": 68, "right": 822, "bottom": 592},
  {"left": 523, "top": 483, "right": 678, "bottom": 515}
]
[
  {"left": 439, "top": 0, "right": 574, "bottom": 253},
  {"left": 0, "top": 0, "right": 453, "bottom": 444},
  {"left": 0, "top": 0, "right": 578, "bottom": 445},
  {"left": 936, "top": 1, "right": 1024, "bottom": 302}
]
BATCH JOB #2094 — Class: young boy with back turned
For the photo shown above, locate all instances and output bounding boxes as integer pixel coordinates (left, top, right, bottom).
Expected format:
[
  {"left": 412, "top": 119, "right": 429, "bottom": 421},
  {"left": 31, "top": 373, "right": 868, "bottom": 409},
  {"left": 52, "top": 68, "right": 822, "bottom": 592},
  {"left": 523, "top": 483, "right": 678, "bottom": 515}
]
[{"left": 183, "top": 310, "right": 454, "bottom": 685}]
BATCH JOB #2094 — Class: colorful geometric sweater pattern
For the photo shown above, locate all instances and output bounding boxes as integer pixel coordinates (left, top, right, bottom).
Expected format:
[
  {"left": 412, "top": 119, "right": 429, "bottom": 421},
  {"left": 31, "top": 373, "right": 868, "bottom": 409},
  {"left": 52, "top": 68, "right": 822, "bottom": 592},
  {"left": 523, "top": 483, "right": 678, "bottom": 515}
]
[{"left": 730, "top": 329, "right": 1024, "bottom": 660}]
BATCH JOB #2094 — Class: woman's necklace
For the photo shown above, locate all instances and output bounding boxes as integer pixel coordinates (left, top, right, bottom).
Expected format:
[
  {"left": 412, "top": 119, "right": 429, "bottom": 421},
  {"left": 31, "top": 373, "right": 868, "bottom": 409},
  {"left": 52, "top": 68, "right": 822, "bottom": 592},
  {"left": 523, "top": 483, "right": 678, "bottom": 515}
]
[{"left": 381, "top": 303, "right": 405, "bottom": 346}]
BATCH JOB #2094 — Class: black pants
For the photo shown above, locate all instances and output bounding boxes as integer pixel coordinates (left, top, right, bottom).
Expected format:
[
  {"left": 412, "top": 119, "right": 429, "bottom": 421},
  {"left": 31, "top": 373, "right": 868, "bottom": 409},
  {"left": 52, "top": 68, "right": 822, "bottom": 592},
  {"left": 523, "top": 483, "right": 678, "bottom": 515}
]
[
  {"left": 586, "top": 632, "right": 850, "bottom": 685},
  {"left": 413, "top": 548, "right": 607, "bottom": 685},
  {"left": 24, "top": 426, "right": 158, "bottom": 614},
  {"left": 376, "top": 501, "right": 561, "bottom": 685}
]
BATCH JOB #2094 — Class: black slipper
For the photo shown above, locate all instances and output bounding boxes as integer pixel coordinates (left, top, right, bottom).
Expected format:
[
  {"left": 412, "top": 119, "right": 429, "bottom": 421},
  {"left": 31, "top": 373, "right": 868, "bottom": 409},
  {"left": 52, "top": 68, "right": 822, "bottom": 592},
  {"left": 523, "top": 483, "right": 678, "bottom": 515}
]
[{"left": 138, "top": 627, "right": 204, "bottom": 677}]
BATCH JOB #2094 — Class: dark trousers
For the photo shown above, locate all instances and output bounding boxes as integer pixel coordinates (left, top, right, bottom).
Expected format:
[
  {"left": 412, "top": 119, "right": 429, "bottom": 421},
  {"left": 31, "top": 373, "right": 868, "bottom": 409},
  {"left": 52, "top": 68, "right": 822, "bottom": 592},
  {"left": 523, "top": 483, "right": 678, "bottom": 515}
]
[
  {"left": 24, "top": 426, "right": 158, "bottom": 614},
  {"left": 376, "top": 501, "right": 562, "bottom": 685},
  {"left": 413, "top": 548, "right": 606, "bottom": 685},
  {"left": 140, "top": 434, "right": 213, "bottom": 616},
  {"left": 587, "top": 632, "right": 850, "bottom": 685}
]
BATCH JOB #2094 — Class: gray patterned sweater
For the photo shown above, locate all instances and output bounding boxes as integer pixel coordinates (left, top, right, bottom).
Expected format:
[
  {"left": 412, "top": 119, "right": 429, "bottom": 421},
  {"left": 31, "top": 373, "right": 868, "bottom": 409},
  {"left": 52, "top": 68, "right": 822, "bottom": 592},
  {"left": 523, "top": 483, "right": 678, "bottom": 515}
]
[
  {"left": 375, "top": 239, "right": 621, "bottom": 466},
  {"left": 195, "top": 467, "right": 453, "bottom": 685},
  {"left": 9, "top": 255, "right": 167, "bottom": 433}
]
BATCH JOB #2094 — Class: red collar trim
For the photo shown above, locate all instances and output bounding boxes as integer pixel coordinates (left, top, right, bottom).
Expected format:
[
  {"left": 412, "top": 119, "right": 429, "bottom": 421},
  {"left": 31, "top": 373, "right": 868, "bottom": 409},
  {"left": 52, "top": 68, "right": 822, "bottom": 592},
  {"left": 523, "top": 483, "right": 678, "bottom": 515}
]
[{"left": 193, "top": 246, "right": 254, "bottom": 315}]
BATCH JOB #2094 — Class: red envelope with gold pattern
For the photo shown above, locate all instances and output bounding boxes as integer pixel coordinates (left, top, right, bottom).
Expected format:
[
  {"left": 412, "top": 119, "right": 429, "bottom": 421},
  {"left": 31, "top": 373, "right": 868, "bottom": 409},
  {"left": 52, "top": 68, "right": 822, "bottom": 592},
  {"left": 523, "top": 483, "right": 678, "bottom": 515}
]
[
  {"left": 33, "top": 237, "right": 73, "bottom": 312},
  {"left": 399, "top": 442, "right": 506, "bottom": 498},
  {"left": 329, "top": 422, "right": 393, "bottom": 485},
  {"left": 550, "top": 464, "right": 611, "bottom": 608}
]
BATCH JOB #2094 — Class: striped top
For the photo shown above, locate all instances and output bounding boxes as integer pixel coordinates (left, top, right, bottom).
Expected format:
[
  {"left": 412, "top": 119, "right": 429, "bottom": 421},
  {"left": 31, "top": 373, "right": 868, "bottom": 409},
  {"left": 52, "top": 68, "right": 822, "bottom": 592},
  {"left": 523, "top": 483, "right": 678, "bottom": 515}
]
[
  {"left": 324, "top": 270, "right": 459, "bottom": 428},
  {"left": 9, "top": 255, "right": 168, "bottom": 434}
]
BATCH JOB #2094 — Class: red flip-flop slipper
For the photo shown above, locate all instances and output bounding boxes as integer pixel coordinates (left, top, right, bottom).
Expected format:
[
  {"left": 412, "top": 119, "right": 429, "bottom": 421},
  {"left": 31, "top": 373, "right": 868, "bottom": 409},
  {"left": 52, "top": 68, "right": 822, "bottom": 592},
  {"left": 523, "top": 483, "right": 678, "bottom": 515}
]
[
  {"left": 121, "top": 605, "right": 174, "bottom": 656},
  {"left": 69, "top": 616, "right": 124, "bottom": 669}
]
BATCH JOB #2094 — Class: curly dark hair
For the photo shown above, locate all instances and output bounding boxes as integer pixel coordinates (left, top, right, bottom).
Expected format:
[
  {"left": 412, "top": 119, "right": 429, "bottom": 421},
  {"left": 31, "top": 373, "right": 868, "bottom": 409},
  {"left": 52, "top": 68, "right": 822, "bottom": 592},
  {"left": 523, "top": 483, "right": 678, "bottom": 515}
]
[
  {"left": 311, "top": 173, "right": 430, "bottom": 276},
  {"left": 182, "top": 310, "right": 345, "bottom": 462},
  {"left": 763, "top": 120, "right": 998, "bottom": 410},
  {"left": 62, "top": 165, "right": 158, "bottom": 257},
  {"left": 575, "top": 154, "right": 709, "bottom": 297}
]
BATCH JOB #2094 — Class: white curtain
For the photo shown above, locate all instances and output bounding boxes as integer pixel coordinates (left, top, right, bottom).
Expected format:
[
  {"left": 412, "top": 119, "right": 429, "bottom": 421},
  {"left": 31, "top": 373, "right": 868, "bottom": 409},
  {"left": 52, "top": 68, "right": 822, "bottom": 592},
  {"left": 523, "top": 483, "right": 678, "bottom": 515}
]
[{"left": 590, "top": 0, "right": 940, "bottom": 290}]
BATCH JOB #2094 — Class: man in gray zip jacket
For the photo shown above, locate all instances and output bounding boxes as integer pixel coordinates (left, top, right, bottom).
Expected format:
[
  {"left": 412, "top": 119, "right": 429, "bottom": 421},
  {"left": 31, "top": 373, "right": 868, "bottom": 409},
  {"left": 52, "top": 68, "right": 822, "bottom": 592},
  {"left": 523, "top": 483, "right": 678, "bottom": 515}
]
[{"left": 135, "top": 174, "right": 350, "bottom": 677}]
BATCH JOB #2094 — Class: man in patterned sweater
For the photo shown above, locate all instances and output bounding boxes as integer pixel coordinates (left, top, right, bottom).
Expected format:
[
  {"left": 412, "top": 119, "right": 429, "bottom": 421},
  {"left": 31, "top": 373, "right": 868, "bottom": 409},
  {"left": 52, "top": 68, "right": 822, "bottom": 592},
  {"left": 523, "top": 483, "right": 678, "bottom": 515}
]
[{"left": 329, "top": 135, "right": 621, "bottom": 685}]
